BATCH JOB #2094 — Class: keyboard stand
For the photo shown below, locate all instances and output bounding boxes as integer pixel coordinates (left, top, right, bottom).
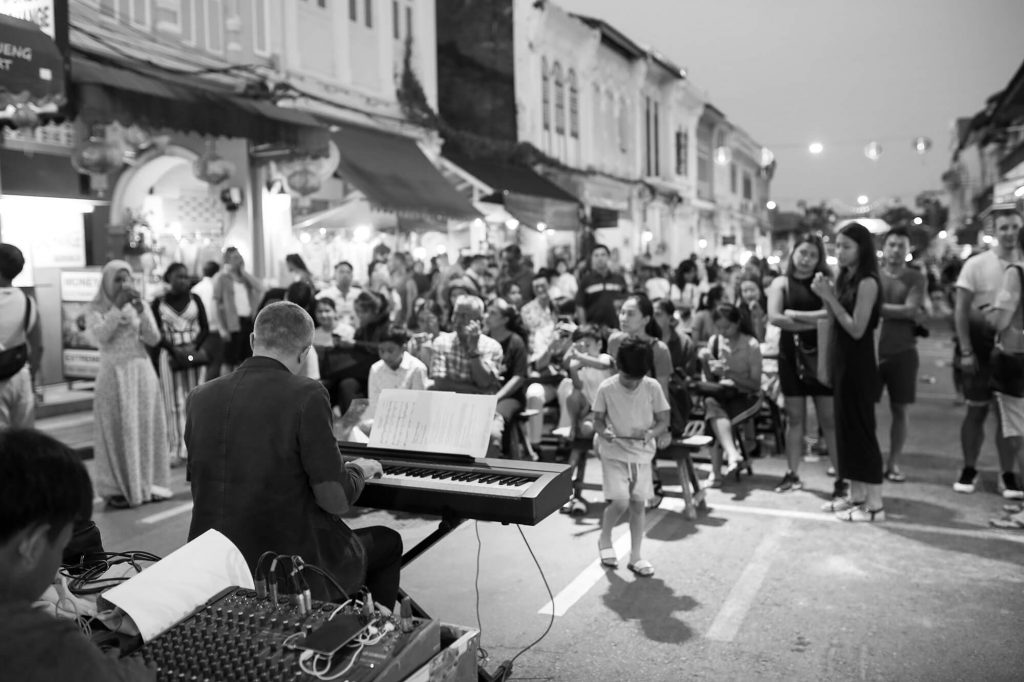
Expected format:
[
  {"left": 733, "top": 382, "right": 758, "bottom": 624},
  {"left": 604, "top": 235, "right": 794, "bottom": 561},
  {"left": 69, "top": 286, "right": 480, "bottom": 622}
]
[{"left": 400, "top": 511, "right": 466, "bottom": 568}]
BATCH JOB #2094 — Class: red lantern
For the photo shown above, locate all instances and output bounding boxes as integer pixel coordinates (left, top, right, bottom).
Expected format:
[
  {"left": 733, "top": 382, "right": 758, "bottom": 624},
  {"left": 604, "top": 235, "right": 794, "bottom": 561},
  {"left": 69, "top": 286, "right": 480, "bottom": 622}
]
[
  {"left": 70, "top": 125, "right": 124, "bottom": 175},
  {"left": 193, "top": 142, "right": 235, "bottom": 185},
  {"left": 287, "top": 165, "right": 321, "bottom": 196}
]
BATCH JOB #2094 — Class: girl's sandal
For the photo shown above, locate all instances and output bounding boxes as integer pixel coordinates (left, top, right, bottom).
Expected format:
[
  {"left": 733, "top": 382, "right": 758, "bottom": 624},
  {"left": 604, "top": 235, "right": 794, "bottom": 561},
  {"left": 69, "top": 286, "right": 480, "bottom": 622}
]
[{"left": 598, "top": 546, "right": 618, "bottom": 568}]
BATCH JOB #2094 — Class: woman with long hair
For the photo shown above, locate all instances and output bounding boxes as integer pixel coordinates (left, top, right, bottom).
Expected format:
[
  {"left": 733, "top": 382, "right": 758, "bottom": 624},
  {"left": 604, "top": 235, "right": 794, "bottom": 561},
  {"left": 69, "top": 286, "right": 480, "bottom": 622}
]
[
  {"left": 484, "top": 297, "right": 531, "bottom": 458},
  {"left": 690, "top": 284, "right": 725, "bottom": 346},
  {"left": 285, "top": 253, "right": 315, "bottom": 290},
  {"left": 88, "top": 260, "right": 170, "bottom": 508},
  {"left": 327, "top": 290, "right": 393, "bottom": 412},
  {"left": 736, "top": 274, "right": 768, "bottom": 342},
  {"left": 767, "top": 233, "right": 842, "bottom": 496},
  {"left": 152, "top": 262, "right": 209, "bottom": 465},
  {"left": 811, "top": 222, "right": 884, "bottom": 520},
  {"left": 697, "top": 304, "right": 763, "bottom": 487}
]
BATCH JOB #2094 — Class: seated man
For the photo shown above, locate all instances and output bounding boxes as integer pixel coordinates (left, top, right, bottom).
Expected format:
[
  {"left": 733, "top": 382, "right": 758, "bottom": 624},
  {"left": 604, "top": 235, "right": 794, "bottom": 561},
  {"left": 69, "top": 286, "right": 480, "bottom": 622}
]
[
  {"left": 0, "top": 429, "right": 152, "bottom": 680},
  {"left": 185, "top": 302, "right": 402, "bottom": 608},
  {"left": 428, "top": 295, "right": 505, "bottom": 455}
]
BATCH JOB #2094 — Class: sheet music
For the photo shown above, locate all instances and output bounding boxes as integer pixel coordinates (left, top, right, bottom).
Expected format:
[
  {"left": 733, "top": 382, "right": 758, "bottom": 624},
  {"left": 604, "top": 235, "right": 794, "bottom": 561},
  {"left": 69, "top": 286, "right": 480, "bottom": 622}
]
[{"left": 367, "top": 389, "right": 497, "bottom": 458}]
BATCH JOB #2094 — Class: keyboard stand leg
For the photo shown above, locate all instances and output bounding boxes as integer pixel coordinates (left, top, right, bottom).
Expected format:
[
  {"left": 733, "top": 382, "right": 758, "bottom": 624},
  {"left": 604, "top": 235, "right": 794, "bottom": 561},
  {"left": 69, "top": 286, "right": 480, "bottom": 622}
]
[{"left": 400, "top": 513, "right": 465, "bottom": 568}]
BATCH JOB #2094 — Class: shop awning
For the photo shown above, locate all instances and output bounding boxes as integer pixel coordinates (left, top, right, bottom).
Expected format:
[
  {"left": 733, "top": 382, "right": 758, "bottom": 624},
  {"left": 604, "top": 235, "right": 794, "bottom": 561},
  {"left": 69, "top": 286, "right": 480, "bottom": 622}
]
[
  {"left": 443, "top": 154, "right": 580, "bottom": 230},
  {"left": 71, "top": 54, "right": 328, "bottom": 156},
  {"left": 330, "top": 125, "right": 479, "bottom": 221},
  {"left": 0, "top": 14, "right": 66, "bottom": 109}
]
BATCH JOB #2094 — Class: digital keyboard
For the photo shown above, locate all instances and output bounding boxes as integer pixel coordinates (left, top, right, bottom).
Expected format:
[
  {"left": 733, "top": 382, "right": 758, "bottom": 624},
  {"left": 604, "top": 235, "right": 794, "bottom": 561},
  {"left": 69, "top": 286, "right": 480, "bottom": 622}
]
[{"left": 338, "top": 443, "right": 571, "bottom": 527}]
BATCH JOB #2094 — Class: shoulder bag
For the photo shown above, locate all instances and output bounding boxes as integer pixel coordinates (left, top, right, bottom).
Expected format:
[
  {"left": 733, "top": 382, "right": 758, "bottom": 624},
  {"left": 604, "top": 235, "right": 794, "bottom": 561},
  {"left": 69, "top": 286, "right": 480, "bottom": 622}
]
[
  {"left": 0, "top": 293, "right": 33, "bottom": 380},
  {"left": 990, "top": 265, "right": 1024, "bottom": 398},
  {"left": 164, "top": 295, "right": 210, "bottom": 372}
]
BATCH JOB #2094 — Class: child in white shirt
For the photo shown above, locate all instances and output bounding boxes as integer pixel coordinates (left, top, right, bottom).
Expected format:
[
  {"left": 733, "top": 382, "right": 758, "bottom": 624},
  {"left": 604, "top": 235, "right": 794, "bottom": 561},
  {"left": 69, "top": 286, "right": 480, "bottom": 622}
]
[
  {"left": 594, "top": 337, "right": 670, "bottom": 578},
  {"left": 362, "top": 326, "right": 428, "bottom": 432}
]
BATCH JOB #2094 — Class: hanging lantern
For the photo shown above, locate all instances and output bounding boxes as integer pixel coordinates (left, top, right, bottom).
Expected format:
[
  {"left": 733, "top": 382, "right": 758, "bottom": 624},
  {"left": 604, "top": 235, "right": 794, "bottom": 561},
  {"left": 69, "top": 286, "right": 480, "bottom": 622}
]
[
  {"left": 864, "top": 141, "right": 883, "bottom": 161},
  {"left": 193, "top": 141, "right": 236, "bottom": 185},
  {"left": 286, "top": 164, "right": 321, "bottom": 196},
  {"left": 912, "top": 136, "right": 932, "bottom": 154},
  {"left": 9, "top": 103, "right": 39, "bottom": 128},
  {"left": 714, "top": 146, "right": 732, "bottom": 166},
  {"left": 70, "top": 125, "right": 125, "bottom": 175}
]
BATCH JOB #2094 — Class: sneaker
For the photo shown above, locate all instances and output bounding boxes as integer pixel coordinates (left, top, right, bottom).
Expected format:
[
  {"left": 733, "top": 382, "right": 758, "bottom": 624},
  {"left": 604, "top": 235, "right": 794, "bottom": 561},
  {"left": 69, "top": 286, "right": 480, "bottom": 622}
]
[
  {"left": 832, "top": 479, "right": 849, "bottom": 500},
  {"left": 953, "top": 467, "right": 979, "bottom": 494},
  {"left": 774, "top": 471, "right": 803, "bottom": 493},
  {"left": 999, "top": 472, "right": 1024, "bottom": 500}
]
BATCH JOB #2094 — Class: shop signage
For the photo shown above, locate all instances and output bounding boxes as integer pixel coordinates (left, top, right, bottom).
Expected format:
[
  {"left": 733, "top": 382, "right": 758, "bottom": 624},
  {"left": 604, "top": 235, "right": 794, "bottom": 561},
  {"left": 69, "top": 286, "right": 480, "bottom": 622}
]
[
  {"left": 0, "top": 0, "right": 66, "bottom": 110},
  {"left": 59, "top": 268, "right": 143, "bottom": 380},
  {"left": 0, "top": 206, "right": 86, "bottom": 287},
  {"left": 0, "top": 0, "right": 56, "bottom": 39}
]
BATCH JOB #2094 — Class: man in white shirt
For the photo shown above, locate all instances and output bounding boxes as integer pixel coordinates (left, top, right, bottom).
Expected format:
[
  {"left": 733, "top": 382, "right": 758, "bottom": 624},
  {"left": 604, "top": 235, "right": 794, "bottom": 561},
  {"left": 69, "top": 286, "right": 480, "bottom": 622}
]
[
  {"left": 317, "top": 261, "right": 361, "bottom": 329},
  {"left": 954, "top": 205, "right": 1023, "bottom": 498},
  {"left": 0, "top": 245, "right": 41, "bottom": 429},
  {"left": 191, "top": 260, "right": 224, "bottom": 380}
]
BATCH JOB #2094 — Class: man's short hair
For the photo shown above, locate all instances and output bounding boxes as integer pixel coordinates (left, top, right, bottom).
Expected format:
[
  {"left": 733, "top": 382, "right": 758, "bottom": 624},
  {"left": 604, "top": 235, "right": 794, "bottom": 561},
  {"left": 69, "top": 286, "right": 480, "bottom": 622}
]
[
  {"left": 452, "top": 294, "right": 484, "bottom": 317},
  {"left": 201, "top": 260, "right": 220, "bottom": 278},
  {"left": 335, "top": 260, "right": 354, "bottom": 273},
  {"left": 0, "top": 243, "right": 26, "bottom": 281},
  {"left": 0, "top": 429, "right": 93, "bottom": 544},
  {"left": 884, "top": 227, "right": 912, "bottom": 243},
  {"left": 988, "top": 204, "right": 1024, "bottom": 223},
  {"left": 591, "top": 244, "right": 610, "bottom": 257},
  {"left": 380, "top": 325, "right": 411, "bottom": 346},
  {"left": 616, "top": 337, "right": 653, "bottom": 379},
  {"left": 253, "top": 302, "right": 314, "bottom": 355}
]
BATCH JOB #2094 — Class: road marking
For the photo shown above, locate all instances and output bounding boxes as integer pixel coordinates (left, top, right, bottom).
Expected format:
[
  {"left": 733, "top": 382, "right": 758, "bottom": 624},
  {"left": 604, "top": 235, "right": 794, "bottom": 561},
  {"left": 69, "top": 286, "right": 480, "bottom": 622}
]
[
  {"left": 706, "top": 519, "right": 790, "bottom": 642},
  {"left": 710, "top": 503, "right": 837, "bottom": 523},
  {"left": 538, "top": 497, "right": 689, "bottom": 616},
  {"left": 139, "top": 502, "right": 194, "bottom": 525}
]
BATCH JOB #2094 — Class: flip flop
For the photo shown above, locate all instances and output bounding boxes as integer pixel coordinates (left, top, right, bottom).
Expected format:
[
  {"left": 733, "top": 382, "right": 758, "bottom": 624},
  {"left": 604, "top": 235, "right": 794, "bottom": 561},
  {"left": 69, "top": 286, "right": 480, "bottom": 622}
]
[
  {"left": 627, "top": 559, "right": 654, "bottom": 577},
  {"left": 598, "top": 546, "right": 618, "bottom": 568},
  {"left": 885, "top": 470, "right": 907, "bottom": 483},
  {"left": 989, "top": 515, "right": 1024, "bottom": 529}
]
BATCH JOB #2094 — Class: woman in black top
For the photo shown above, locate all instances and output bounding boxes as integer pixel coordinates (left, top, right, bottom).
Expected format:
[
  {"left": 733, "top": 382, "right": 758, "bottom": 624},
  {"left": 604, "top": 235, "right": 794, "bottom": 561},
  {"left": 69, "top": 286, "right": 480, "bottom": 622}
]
[
  {"left": 812, "top": 222, "right": 885, "bottom": 521},
  {"left": 767, "top": 234, "right": 841, "bottom": 496},
  {"left": 485, "top": 298, "right": 530, "bottom": 458}
]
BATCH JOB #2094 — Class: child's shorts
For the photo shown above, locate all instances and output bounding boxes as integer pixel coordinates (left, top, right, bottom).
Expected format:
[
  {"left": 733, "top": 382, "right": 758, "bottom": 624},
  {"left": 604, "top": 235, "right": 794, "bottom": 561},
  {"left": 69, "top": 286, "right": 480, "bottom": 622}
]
[{"left": 600, "top": 458, "right": 654, "bottom": 502}]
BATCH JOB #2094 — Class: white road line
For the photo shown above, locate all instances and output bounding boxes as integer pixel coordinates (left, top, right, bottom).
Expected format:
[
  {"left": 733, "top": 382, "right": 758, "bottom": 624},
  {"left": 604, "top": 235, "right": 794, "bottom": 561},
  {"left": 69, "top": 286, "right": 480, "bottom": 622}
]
[
  {"left": 139, "top": 502, "right": 194, "bottom": 525},
  {"left": 706, "top": 519, "right": 791, "bottom": 642},
  {"left": 710, "top": 503, "right": 838, "bottom": 523}
]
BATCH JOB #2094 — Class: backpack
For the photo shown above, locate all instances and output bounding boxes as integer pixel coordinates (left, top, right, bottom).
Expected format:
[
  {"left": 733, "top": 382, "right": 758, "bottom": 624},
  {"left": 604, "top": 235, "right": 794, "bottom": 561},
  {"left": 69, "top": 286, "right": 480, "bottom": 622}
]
[{"left": 0, "top": 293, "right": 33, "bottom": 380}]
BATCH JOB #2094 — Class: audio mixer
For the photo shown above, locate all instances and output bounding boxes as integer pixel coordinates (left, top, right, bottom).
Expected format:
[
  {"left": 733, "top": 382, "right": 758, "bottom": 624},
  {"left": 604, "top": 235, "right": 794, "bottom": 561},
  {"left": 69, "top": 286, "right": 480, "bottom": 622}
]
[{"left": 132, "top": 586, "right": 440, "bottom": 681}]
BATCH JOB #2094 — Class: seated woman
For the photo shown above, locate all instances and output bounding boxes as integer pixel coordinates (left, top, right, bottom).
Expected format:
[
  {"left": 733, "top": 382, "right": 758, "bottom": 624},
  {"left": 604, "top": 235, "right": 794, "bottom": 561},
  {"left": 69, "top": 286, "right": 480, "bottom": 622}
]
[
  {"left": 696, "top": 303, "right": 763, "bottom": 487},
  {"left": 327, "top": 291, "right": 392, "bottom": 413},
  {"left": 406, "top": 298, "right": 443, "bottom": 369},
  {"left": 484, "top": 298, "right": 530, "bottom": 458}
]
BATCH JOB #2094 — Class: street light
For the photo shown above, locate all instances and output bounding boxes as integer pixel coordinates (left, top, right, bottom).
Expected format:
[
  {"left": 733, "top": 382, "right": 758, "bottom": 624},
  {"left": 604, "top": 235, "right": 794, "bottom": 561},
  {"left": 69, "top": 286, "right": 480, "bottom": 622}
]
[
  {"left": 766, "top": 200, "right": 777, "bottom": 210},
  {"left": 857, "top": 195, "right": 869, "bottom": 206},
  {"left": 938, "top": 230, "right": 948, "bottom": 239},
  {"left": 698, "top": 238, "right": 708, "bottom": 249},
  {"left": 913, "top": 217, "right": 923, "bottom": 225},
  {"left": 808, "top": 142, "right": 824, "bottom": 155}
]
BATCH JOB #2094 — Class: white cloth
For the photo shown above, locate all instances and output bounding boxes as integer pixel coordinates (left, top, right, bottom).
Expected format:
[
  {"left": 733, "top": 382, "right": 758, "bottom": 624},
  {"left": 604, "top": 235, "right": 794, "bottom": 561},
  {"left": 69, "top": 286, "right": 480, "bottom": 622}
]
[
  {"left": 577, "top": 362, "right": 615, "bottom": 406},
  {"left": 996, "top": 392, "right": 1024, "bottom": 438},
  {"left": 0, "top": 287, "right": 37, "bottom": 348},
  {"left": 191, "top": 278, "right": 219, "bottom": 333},
  {"left": 232, "top": 279, "right": 252, "bottom": 317},
  {"left": 592, "top": 375, "right": 670, "bottom": 463},
  {"left": 956, "top": 249, "right": 1019, "bottom": 310},
  {"left": 366, "top": 352, "right": 428, "bottom": 419}
]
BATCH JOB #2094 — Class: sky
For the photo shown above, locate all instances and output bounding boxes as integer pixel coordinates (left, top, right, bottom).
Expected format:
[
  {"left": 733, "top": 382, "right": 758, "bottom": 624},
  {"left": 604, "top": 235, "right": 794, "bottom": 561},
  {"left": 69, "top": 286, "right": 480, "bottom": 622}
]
[{"left": 555, "top": 0, "right": 1024, "bottom": 213}]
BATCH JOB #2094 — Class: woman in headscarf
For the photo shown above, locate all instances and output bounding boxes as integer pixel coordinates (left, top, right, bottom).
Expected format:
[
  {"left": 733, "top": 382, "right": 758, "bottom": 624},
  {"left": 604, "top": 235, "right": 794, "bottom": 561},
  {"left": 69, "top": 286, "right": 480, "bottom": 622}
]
[{"left": 87, "top": 260, "right": 170, "bottom": 509}]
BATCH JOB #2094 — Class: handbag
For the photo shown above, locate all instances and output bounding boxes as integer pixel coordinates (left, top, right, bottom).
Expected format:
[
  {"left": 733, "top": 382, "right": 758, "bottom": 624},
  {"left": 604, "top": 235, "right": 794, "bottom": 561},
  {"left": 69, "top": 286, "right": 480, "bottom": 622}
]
[
  {"left": 990, "top": 265, "right": 1024, "bottom": 398},
  {"left": 0, "top": 294, "right": 33, "bottom": 380},
  {"left": 168, "top": 343, "right": 210, "bottom": 371}
]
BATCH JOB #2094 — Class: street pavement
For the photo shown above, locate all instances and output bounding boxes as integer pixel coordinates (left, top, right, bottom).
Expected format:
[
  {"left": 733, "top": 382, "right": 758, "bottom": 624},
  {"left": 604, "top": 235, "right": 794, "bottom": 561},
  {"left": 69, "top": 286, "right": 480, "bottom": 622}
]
[{"left": 85, "top": 327, "right": 1024, "bottom": 681}]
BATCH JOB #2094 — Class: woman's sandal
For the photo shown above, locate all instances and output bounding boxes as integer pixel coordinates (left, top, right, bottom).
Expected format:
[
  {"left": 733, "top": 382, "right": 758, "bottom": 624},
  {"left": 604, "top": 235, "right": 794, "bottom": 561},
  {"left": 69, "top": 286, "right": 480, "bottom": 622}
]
[
  {"left": 989, "top": 515, "right": 1024, "bottom": 529},
  {"left": 836, "top": 506, "right": 885, "bottom": 522},
  {"left": 627, "top": 559, "right": 654, "bottom": 577},
  {"left": 821, "top": 498, "right": 864, "bottom": 513},
  {"left": 884, "top": 470, "right": 907, "bottom": 483},
  {"left": 598, "top": 546, "right": 618, "bottom": 568}
]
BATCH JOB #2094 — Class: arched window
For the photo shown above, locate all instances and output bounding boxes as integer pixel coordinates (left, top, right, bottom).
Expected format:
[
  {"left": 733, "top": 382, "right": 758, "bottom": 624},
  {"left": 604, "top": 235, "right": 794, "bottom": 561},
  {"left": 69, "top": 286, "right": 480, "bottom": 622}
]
[
  {"left": 568, "top": 68, "right": 579, "bottom": 139},
  {"left": 553, "top": 62, "right": 565, "bottom": 135},
  {"left": 541, "top": 57, "right": 550, "bottom": 132}
]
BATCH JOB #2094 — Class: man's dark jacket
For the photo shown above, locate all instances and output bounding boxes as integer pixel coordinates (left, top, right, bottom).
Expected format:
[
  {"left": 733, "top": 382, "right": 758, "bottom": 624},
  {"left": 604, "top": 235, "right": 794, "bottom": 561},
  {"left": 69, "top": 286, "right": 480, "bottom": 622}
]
[{"left": 185, "top": 356, "right": 366, "bottom": 599}]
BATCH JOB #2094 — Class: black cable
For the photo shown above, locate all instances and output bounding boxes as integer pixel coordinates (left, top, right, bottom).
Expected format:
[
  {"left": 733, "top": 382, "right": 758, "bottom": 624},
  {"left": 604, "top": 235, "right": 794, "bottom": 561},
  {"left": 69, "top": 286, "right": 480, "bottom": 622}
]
[
  {"left": 300, "top": 563, "right": 351, "bottom": 604},
  {"left": 473, "top": 521, "right": 489, "bottom": 663},
  {"left": 59, "top": 551, "right": 162, "bottom": 595},
  {"left": 505, "top": 526, "right": 556, "bottom": 675}
]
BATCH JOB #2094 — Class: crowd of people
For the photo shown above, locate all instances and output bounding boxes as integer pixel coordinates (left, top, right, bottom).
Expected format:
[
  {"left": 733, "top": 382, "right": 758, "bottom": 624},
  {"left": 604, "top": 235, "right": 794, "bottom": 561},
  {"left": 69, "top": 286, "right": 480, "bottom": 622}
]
[{"left": 1, "top": 206, "right": 1023, "bottom": 634}]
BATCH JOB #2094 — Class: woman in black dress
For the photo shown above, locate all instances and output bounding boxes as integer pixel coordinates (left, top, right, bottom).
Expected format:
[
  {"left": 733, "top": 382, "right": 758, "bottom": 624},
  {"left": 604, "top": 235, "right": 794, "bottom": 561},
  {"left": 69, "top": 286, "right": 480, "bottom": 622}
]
[
  {"left": 767, "top": 234, "right": 841, "bottom": 496},
  {"left": 811, "top": 222, "right": 885, "bottom": 521}
]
